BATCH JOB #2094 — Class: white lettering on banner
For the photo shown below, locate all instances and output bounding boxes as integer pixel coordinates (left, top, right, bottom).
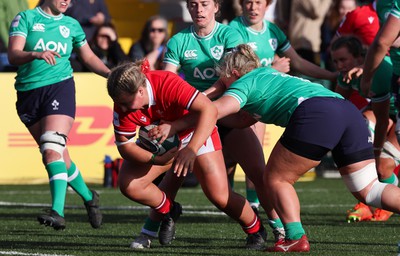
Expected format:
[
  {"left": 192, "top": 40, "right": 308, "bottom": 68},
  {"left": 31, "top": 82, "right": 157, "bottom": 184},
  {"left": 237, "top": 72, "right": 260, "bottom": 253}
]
[{"left": 33, "top": 38, "right": 67, "bottom": 54}]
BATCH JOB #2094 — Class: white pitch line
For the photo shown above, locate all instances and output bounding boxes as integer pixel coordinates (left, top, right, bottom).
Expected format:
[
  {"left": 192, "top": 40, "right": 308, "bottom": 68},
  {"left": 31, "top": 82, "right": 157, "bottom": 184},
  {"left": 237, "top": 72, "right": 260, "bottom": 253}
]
[
  {"left": 0, "top": 201, "right": 353, "bottom": 212},
  {"left": 0, "top": 251, "right": 73, "bottom": 256}
]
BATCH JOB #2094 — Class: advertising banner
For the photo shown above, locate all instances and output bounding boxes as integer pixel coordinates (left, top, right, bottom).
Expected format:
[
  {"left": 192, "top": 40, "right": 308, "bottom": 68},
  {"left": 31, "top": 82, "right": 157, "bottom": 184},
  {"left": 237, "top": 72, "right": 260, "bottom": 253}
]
[
  {"left": 1, "top": 73, "right": 120, "bottom": 184},
  {"left": 0, "top": 73, "right": 284, "bottom": 184}
]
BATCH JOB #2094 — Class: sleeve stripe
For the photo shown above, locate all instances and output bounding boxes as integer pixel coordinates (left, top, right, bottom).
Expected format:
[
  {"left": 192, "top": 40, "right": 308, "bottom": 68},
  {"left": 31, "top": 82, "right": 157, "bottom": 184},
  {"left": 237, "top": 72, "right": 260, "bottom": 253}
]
[
  {"left": 186, "top": 90, "right": 200, "bottom": 110},
  {"left": 114, "top": 130, "right": 136, "bottom": 136},
  {"left": 163, "top": 58, "right": 180, "bottom": 66},
  {"left": 76, "top": 39, "right": 87, "bottom": 48},
  {"left": 391, "top": 9, "right": 400, "bottom": 19},
  {"left": 224, "top": 92, "right": 243, "bottom": 104},
  {"left": 9, "top": 31, "right": 27, "bottom": 37},
  {"left": 279, "top": 41, "right": 291, "bottom": 53}
]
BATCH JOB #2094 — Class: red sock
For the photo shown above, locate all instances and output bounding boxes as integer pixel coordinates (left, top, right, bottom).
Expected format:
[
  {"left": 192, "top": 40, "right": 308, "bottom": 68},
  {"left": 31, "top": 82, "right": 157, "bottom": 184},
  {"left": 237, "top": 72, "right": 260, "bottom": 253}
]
[
  {"left": 153, "top": 191, "right": 171, "bottom": 214},
  {"left": 394, "top": 165, "right": 400, "bottom": 176},
  {"left": 242, "top": 214, "right": 261, "bottom": 234}
]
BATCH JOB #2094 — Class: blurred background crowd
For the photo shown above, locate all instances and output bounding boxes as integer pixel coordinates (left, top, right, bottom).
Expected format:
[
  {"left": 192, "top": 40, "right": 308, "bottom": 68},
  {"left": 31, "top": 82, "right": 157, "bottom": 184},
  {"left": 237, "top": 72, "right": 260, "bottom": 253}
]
[{"left": 0, "top": 0, "right": 365, "bottom": 86}]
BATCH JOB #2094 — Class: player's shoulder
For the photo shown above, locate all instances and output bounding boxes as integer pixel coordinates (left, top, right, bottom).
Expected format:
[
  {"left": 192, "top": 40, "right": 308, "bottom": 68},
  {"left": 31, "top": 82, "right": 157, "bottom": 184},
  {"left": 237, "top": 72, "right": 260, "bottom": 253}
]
[
  {"left": 348, "top": 4, "right": 374, "bottom": 17},
  {"left": 146, "top": 70, "right": 181, "bottom": 85},
  {"left": 217, "top": 22, "right": 236, "bottom": 32},
  {"left": 228, "top": 16, "right": 242, "bottom": 27},
  {"left": 170, "top": 26, "right": 192, "bottom": 39},
  {"left": 61, "top": 14, "right": 80, "bottom": 25},
  {"left": 266, "top": 20, "right": 285, "bottom": 34},
  {"left": 16, "top": 8, "right": 36, "bottom": 19}
]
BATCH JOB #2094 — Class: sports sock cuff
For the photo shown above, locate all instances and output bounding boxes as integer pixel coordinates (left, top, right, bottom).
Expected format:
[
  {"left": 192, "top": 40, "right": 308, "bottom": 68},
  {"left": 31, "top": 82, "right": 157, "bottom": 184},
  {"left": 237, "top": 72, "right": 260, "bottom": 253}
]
[
  {"left": 268, "top": 218, "right": 283, "bottom": 229},
  {"left": 153, "top": 192, "right": 171, "bottom": 214},
  {"left": 380, "top": 173, "right": 399, "bottom": 186},
  {"left": 246, "top": 189, "right": 259, "bottom": 203},
  {"left": 242, "top": 214, "right": 261, "bottom": 234},
  {"left": 143, "top": 217, "right": 161, "bottom": 233},
  {"left": 285, "top": 222, "right": 305, "bottom": 240}
]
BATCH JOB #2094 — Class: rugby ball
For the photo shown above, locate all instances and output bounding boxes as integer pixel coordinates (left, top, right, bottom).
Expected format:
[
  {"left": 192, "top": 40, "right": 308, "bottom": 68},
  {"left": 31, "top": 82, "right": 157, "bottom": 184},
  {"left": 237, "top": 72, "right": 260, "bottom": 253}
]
[{"left": 138, "top": 123, "right": 180, "bottom": 155}]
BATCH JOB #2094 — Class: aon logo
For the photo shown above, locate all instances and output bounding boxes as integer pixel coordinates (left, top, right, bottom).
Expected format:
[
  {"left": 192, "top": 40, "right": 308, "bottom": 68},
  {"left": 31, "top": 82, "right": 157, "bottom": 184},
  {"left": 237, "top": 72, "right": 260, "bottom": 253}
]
[
  {"left": 34, "top": 38, "right": 67, "bottom": 54},
  {"left": 193, "top": 67, "right": 216, "bottom": 79}
]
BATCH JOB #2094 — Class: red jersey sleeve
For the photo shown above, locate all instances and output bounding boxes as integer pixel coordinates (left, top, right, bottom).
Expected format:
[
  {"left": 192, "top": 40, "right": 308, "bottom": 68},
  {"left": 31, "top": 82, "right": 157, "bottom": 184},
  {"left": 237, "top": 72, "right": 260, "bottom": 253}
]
[{"left": 112, "top": 104, "right": 139, "bottom": 137}]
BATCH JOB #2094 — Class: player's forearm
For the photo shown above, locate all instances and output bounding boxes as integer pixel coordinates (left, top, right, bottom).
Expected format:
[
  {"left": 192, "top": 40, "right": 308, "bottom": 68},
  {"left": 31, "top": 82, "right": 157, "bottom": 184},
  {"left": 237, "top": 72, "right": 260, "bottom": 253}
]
[
  {"left": 203, "top": 79, "right": 226, "bottom": 100},
  {"left": 187, "top": 107, "right": 217, "bottom": 152},
  {"left": 83, "top": 55, "right": 110, "bottom": 78},
  {"left": 171, "top": 113, "right": 199, "bottom": 133},
  {"left": 293, "top": 56, "right": 336, "bottom": 81},
  {"left": 362, "top": 42, "right": 387, "bottom": 83},
  {"left": 7, "top": 50, "right": 36, "bottom": 66}
]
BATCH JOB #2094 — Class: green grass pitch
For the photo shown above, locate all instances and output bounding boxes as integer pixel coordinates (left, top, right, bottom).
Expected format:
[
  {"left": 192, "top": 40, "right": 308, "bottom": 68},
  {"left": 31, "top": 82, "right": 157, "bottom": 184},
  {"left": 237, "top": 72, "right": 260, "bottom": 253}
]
[{"left": 0, "top": 178, "right": 399, "bottom": 256}]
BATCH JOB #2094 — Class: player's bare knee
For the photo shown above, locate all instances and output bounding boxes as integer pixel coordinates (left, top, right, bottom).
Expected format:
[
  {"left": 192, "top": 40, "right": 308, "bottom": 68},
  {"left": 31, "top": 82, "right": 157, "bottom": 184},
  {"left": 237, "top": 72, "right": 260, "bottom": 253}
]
[
  {"left": 342, "top": 162, "right": 387, "bottom": 208},
  {"left": 208, "top": 191, "right": 229, "bottom": 209},
  {"left": 40, "top": 131, "right": 67, "bottom": 164}
]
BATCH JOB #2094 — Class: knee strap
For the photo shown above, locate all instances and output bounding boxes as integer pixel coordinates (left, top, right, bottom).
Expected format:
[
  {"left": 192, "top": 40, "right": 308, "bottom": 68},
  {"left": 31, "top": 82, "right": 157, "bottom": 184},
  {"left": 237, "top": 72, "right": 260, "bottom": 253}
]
[
  {"left": 342, "top": 162, "right": 387, "bottom": 208},
  {"left": 40, "top": 131, "right": 67, "bottom": 162},
  {"left": 381, "top": 141, "right": 400, "bottom": 164},
  {"left": 365, "top": 180, "right": 387, "bottom": 208},
  {"left": 342, "top": 163, "right": 378, "bottom": 192}
]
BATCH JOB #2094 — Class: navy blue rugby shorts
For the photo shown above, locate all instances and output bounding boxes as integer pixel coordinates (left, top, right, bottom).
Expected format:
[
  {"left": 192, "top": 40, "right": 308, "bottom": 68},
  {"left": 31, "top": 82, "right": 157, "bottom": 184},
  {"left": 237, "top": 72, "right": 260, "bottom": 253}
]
[
  {"left": 16, "top": 78, "right": 76, "bottom": 127},
  {"left": 280, "top": 97, "right": 374, "bottom": 168}
]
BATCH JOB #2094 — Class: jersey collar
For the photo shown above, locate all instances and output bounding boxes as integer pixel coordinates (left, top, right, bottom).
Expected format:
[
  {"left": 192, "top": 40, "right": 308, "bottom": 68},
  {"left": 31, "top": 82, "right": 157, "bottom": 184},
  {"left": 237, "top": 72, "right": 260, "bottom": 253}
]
[
  {"left": 146, "top": 78, "right": 156, "bottom": 107},
  {"left": 191, "top": 22, "right": 219, "bottom": 40},
  {"left": 36, "top": 7, "right": 63, "bottom": 20},
  {"left": 241, "top": 16, "right": 266, "bottom": 35}
]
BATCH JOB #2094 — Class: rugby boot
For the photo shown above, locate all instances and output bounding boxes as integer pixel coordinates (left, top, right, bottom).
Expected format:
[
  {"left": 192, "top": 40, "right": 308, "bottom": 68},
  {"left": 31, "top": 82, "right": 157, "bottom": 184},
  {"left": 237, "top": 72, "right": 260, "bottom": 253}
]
[
  {"left": 371, "top": 208, "right": 393, "bottom": 221},
  {"left": 346, "top": 202, "right": 373, "bottom": 223},
  {"left": 266, "top": 235, "right": 310, "bottom": 252},
  {"left": 159, "top": 201, "right": 182, "bottom": 245},
  {"left": 37, "top": 210, "right": 66, "bottom": 230}
]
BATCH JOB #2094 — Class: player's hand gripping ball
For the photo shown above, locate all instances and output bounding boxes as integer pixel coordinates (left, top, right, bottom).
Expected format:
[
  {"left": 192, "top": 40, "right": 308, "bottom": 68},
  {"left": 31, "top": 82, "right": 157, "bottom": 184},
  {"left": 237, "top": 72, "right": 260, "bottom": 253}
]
[{"left": 138, "top": 123, "right": 180, "bottom": 155}]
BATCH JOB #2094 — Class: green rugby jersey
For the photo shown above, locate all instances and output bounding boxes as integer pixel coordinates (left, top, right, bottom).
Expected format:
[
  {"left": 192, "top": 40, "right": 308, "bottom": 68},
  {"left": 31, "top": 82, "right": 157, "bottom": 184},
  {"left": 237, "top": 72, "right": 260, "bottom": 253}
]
[
  {"left": 229, "top": 16, "right": 290, "bottom": 67},
  {"left": 376, "top": 0, "right": 400, "bottom": 75},
  {"left": 164, "top": 22, "right": 243, "bottom": 92},
  {"left": 337, "top": 56, "right": 393, "bottom": 102},
  {"left": 9, "top": 7, "right": 86, "bottom": 91},
  {"left": 224, "top": 68, "right": 343, "bottom": 127}
]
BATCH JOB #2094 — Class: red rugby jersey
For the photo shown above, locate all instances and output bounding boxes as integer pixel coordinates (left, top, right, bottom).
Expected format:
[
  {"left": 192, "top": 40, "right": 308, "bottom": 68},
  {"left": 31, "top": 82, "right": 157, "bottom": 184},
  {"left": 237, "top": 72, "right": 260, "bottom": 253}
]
[
  {"left": 336, "top": 3, "right": 379, "bottom": 46},
  {"left": 113, "top": 70, "right": 199, "bottom": 139}
]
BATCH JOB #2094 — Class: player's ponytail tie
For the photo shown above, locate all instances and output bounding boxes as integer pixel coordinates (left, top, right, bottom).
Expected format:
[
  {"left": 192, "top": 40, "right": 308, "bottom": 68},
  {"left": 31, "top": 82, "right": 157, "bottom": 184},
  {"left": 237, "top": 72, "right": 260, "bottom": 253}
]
[{"left": 141, "top": 58, "right": 150, "bottom": 74}]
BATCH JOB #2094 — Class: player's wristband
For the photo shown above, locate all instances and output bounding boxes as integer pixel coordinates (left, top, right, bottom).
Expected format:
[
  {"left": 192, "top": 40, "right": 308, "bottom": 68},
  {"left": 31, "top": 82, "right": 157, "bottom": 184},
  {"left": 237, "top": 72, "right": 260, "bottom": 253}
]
[{"left": 150, "top": 154, "right": 157, "bottom": 164}]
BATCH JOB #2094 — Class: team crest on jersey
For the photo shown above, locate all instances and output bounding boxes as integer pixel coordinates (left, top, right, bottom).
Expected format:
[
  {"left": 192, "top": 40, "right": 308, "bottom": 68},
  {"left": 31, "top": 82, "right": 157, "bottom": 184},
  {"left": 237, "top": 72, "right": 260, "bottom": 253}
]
[
  {"left": 59, "top": 26, "right": 70, "bottom": 38},
  {"left": 210, "top": 45, "right": 224, "bottom": 60},
  {"left": 269, "top": 39, "right": 278, "bottom": 51}
]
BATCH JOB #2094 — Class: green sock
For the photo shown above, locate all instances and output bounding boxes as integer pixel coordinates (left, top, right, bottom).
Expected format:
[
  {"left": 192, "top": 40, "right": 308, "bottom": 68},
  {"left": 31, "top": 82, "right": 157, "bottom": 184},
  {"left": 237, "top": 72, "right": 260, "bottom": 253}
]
[
  {"left": 67, "top": 161, "right": 92, "bottom": 202},
  {"left": 380, "top": 173, "right": 398, "bottom": 185},
  {"left": 285, "top": 222, "right": 305, "bottom": 240},
  {"left": 142, "top": 217, "right": 161, "bottom": 237},
  {"left": 246, "top": 188, "right": 259, "bottom": 205},
  {"left": 46, "top": 161, "right": 68, "bottom": 217},
  {"left": 268, "top": 218, "right": 284, "bottom": 229},
  {"left": 228, "top": 176, "right": 234, "bottom": 190}
]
